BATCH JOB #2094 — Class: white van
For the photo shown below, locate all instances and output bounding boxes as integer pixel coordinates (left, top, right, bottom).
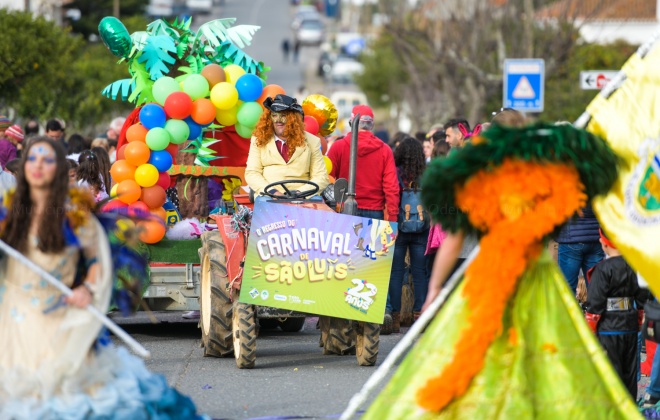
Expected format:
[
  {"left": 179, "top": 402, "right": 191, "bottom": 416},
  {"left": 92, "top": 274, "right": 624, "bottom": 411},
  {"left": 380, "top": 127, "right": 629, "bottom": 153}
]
[{"left": 187, "top": 0, "right": 213, "bottom": 14}]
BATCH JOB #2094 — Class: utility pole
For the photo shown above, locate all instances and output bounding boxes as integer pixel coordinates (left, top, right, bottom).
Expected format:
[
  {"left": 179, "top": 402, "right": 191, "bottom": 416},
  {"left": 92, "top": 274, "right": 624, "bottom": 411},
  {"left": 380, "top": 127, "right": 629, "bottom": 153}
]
[
  {"left": 24, "top": 0, "right": 30, "bottom": 12},
  {"left": 113, "top": 0, "right": 120, "bottom": 18}
]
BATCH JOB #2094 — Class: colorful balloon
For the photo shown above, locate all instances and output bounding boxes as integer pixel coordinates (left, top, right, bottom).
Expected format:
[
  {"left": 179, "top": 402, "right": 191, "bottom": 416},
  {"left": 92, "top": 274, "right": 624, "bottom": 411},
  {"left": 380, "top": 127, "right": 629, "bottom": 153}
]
[
  {"left": 110, "top": 160, "right": 136, "bottom": 183},
  {"left": 324, "top": 156, "right": 333, "bottom": 174},
  {"left": 148, "top": 150, "right": 173, "bottom": 173},
  {"left": 116, "top": 179, "right": 142, "bottom": 204},
  {"left": 150, "top": 206, "right": 167, "bottom": 222},
  {"left": 216, "top": 105, "right": 238, "bottom": 126},
  {"left": 145, "top": 127, "right": 171, "bottom": 151},
  {"left": 304, "top": 115, "right": 320, "bottom": 135},
  {"left": 236, "top": 102, "right": 263, "bottom": 128},
  {"left": 234, "top": 123, "right": 254, "bottom": 139},
  {"left": 190, "top": 98, "right": 216, "bottom": 125},
  {"left": 126, "top": 123, "right": 148, "bottom": 143},
  {"left": 184, "top": 117, "right": 202, "bottom": 140},
  {"left": 141, "top": 185, "right": 167, "bottom": 209},
  {"left": 124, "top": 141, "right": 151, "bottom": 166},
  {"left": 164, "top": 91, "right": 193, "bottom": 120},
  {"left": 257, "top": 84, "right": 286, "bottom": 108},
  {"left": 183, "top": 74, "right": 210, "bottom": 100},
  {"left": 164, "top": 119, "right": 190, "bottom": 145},
  {"left": 139, "top": 104, "right": 167, "bottom": 129},
  {"left": 223, "top": 64, "right": 246, "bottom": 84},
  {"left": 200, "top": 63, "right": 226, "bottom": 87},
  {"left": 156, "top": 172, "right": 171, "bottom": 190},
  {"left": 128, "top": 201, "right": 150, "bottom": 218},
  {"left": 102, "top": 199, "right": 128, "bottom": 212},
  {"left": 153, "top": 76, "right": 181, "bottom": 106},
  {"left": 165, "top": 143, "right": 179, "bottom": 159},
  {"left": 134, "top": 163, "right": 159, "bottom": 188},
  {"left": 116, "top": 144, "right": 128, "bottom": 161},
  {"left": 302, "top": 94, "right": 338, "bottom": 136},
  {"left": 110, "top": 183, "right": 118, "bottom": 197},
  {"left": 138, "top": 219, "right": 166, "bottom": 244},
  {"left": 98, "top": 17, "right": 132, "bottom": 58},
  {"left": 235, "top": 74, "right": 263, "bottom": 102},
  {"left": 210, "top": 82, "right": 239, "bottom": 110}
]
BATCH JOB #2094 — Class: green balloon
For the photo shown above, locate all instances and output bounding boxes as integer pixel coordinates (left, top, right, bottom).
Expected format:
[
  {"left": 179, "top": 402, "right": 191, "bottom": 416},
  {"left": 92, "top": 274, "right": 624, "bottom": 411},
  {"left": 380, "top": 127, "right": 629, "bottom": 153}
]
[
  {"left": 165, "top": 119, "right": 190, "bottom": 145},
  {"left": 183, "top": 74, "right": 210, "bottom": 100},
  {"left": 153, "top": 77, "right": 181, "bottom": 106},
  {"left": 235, "top": 123, "right": 254, "bottom": 139},
  {"left": 98, "top": 16, "right": 132, "bottom": 58},
  {"left": 146, "top": 127, "right": 171, "bottom": 151},
  {"left": 236, "top": 102, "right": 263, "bottom": 128}
]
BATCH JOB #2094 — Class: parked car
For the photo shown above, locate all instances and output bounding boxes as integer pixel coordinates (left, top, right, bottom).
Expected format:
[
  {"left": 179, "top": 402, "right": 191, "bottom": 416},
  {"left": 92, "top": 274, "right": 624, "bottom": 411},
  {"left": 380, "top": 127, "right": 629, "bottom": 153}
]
[
  {"left": 292, "top": 5, "right": 321, "bottom": 30},
  {"left": 326, "top": 55, "right": 364, "bottom": 85},
  {"left": 187, "top": 0, "right": 213, "bottom": 14},
  {"left": 295, "top": 19, "right": 325, "bottom": 46},
  {"left": 330, "top": 91, "right": 369, "bottom": 120}
]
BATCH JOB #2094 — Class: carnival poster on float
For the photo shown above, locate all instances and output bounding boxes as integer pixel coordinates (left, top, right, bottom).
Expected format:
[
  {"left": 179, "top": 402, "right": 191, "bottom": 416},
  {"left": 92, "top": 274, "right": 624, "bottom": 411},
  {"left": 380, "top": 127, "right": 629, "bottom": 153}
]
[{"left": 239, "top": 201, "right": 397, "bottom": 323}]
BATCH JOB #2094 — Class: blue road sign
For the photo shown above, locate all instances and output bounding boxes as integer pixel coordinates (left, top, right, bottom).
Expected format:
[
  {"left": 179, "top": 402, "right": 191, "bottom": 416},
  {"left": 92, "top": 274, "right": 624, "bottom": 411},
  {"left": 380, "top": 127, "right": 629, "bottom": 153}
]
[{"left": 503, "top": 59, "right": 545, "bottom": 112}]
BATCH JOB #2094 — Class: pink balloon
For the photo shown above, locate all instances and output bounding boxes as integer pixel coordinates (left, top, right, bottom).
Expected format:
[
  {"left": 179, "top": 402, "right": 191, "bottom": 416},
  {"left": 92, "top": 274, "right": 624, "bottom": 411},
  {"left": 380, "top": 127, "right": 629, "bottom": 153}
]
[
  {"left": 304, "top": 115, "right": 320, "bottom": 135},
  {"left": 102, "top": 199, "right": 128, "bottom": 212},
  {"left": 128, "top": 201, "right": 150, "bottom": 218}
]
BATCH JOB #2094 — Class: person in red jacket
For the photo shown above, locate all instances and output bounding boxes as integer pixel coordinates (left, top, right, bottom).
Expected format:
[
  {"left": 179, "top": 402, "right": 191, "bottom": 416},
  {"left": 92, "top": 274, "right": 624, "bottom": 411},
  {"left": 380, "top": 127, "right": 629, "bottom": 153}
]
[{"left": 327, "top": 105, "right": 400, "bottom": 223}]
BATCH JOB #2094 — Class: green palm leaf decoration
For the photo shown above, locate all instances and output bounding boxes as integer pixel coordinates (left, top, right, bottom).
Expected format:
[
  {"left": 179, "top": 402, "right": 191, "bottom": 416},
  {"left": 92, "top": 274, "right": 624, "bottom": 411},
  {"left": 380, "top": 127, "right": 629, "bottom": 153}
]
[
  {"left": 102, "top": 78, "right": 134, "bottom": 101},
  {"left": 213, "top": 41, "right": 265, "bottom": 75},
  {"left": 195, "top": 19, "right": 260, "bottom": 50},
  {"left": 137, "top": 35, "right": 177, "bottom": 80},
  {"left": 147, "top": 19, "right": 180, "bottom": 38},
  {"left": 129, "top": 31, "right": 149, "bottom": 56}
]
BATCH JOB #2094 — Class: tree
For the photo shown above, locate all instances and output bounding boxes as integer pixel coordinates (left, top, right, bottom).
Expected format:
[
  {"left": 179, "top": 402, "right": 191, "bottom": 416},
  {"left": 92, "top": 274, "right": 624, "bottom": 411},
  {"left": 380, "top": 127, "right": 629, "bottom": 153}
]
[
  {"left": 64, "top": 0, "right": 146, "bottom": 40},
  {"left": 355, "top": 0, "right": 582, "bottom": 130}
]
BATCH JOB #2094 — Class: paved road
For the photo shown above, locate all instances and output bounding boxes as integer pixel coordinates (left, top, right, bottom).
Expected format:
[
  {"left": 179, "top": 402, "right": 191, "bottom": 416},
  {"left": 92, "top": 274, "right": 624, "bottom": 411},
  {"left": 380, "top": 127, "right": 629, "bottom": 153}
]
[
  {"left": 117, "top": 4, "right": 399, "bottom": 419},
  {"left": 117, "top": 312, "right": 401, "bottom": 419}
]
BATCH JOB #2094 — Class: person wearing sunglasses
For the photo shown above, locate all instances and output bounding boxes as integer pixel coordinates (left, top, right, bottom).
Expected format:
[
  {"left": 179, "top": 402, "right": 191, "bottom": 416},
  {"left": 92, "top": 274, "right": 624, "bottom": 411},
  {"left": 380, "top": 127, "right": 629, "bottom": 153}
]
[{"left": 245, "top": 94, "right": 329, "bottom": 199}]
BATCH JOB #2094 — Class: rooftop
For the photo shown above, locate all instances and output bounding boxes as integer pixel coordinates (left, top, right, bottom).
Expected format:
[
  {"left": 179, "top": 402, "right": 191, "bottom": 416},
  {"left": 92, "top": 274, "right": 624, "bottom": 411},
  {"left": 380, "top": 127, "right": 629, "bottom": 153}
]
[{"left": 536, "top": 0, "right": 657, "bottom": 22}]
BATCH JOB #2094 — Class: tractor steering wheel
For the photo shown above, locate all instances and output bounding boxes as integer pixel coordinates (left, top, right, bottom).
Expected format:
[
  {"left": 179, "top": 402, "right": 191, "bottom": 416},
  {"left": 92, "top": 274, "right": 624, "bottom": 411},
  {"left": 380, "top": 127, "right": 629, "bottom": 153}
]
[{"left": 262, "top": 180, "right": 320, "bottom": 200}]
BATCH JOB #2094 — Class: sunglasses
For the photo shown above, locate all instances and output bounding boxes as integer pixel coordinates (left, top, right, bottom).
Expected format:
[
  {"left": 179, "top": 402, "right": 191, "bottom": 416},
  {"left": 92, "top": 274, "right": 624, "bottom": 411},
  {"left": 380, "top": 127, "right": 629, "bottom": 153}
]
[{"left": 271, "top": 113, "right": 287, "bottom": 123}]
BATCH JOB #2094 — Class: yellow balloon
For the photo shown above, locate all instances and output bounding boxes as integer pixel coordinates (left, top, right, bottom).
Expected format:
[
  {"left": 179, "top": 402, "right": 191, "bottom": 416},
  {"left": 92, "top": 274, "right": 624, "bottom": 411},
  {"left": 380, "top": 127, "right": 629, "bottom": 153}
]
[
  {"left": 224, "top": 64, "right": 246, "bottom": 85},
  {"left": 110, "top": 183, "right": 118, "bottom": 197},
  {"left": 216, "top": 103, "right": 239, "bottom": 126},
  {"left": 134, "top": 163, "right": 159, "bottom": 188},
  {"left": 210, "top": 82, "right": 239, "bottom": 110},
  {"left": 324, "top": 156, "right": 333, "bottom": 174},
  {"left": 302, "top": 94, "right": 338, "bottom": 137}
]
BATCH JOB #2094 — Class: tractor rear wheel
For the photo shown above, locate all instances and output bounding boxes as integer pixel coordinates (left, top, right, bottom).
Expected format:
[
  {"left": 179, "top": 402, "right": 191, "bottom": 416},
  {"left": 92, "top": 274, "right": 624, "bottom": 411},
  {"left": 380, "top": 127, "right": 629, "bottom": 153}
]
[
  {"left": 199, "top": 231, "right": 233, "bottom": 357},
  {"left": 322, "top": 317, "right": 355, "bottom": 355},
  {"left": 355, "top": 321, "right": 380, "bottom": 366},
  {"left": 233, "top": 301, "right": 257, "bottom": 369}
]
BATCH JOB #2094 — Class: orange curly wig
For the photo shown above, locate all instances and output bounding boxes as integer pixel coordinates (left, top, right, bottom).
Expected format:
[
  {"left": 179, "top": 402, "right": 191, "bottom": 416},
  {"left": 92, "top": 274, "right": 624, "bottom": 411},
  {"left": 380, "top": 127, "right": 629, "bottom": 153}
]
[{"left": 252, "top": 108, "right": 307, "bottom": 154}]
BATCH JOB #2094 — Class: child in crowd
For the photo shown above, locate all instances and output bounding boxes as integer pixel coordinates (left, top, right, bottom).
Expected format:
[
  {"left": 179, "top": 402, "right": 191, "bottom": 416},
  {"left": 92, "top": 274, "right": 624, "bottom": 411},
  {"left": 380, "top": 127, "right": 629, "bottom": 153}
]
[
  {"left": 67, "top": 159, "right": 78, "bottom": 184},
  {"left": 76, "top": 150, "right": 108, "bottom": 202},
  {"left": 584, "top": 229, "right": 652, "bottom": 398}
]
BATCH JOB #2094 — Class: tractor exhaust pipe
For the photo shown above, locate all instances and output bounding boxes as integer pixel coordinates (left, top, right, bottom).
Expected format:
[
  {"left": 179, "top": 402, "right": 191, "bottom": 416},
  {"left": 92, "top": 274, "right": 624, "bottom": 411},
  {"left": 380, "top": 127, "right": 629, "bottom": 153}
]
[{"left": 342, "top": 113, "right": 360, "bottom": 216}]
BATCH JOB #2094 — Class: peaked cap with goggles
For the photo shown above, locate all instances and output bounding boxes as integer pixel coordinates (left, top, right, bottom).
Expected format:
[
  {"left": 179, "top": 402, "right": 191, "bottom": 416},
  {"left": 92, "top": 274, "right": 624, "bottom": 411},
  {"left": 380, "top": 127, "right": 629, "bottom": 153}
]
[{"left": 263, "top": 94, "right": 304, "bottom": 115}]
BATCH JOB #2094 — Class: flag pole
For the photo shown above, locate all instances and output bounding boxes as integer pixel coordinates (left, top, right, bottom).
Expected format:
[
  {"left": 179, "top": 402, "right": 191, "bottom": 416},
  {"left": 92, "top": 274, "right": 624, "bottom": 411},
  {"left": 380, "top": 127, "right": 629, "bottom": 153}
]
[
  {"left": 339, "top": 245, "right": 480, "bottom": 420},
  {"left": 574, "top": 30, "right": 660, "bottom": 129},
  {"left": 0, "top": 239, "right": 151, "bottom": 359}
]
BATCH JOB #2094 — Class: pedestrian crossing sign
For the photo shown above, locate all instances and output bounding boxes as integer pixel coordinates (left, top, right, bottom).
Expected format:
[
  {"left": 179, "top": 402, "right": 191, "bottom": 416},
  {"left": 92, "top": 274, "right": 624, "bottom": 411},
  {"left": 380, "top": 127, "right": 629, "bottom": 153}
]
[{"left": 503, "top": 59, "right": 545, "bottom": 112}]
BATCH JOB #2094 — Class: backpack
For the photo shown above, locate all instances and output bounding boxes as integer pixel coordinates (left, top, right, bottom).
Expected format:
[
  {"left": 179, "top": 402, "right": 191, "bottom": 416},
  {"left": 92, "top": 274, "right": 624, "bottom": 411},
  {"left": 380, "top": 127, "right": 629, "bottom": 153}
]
[{"left": 397, "top": 174, "right": 430, "bottom": 233}]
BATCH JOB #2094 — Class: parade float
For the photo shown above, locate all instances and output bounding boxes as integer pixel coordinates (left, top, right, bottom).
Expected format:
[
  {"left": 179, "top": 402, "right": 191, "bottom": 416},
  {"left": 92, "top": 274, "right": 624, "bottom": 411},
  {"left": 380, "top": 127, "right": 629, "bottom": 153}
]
[{"left": 99, "top": 15, "right": 387, "bottom": 368}]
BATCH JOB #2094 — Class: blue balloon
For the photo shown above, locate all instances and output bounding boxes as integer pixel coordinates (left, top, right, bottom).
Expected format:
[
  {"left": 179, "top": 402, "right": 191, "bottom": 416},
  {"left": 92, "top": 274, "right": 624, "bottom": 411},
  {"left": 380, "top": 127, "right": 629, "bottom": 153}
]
[
  {"left": 139, "top": 104, "right": 167, "bottom": 129},
  {"left": 235, "top": 74, "right": 264, "bottom": 102},
  {"left": 148, "top": 150, "right": 174, "bottom": 172},
  {"left": 185, "top": 116, "right": 202, "bottom": 140}
]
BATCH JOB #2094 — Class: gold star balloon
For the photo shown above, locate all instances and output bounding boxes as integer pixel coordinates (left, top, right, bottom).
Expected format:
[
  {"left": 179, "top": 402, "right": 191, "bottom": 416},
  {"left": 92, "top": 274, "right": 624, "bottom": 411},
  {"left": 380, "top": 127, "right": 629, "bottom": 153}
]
[{"left": 302, "top": 94, "right": 338, "bottom": 137}]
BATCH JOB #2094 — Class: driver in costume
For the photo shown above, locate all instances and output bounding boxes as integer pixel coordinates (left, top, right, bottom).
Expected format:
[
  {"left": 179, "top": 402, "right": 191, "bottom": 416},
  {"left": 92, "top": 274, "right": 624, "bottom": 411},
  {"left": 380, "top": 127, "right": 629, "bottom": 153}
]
[{"left": 245, "top": 94, "right": 329, "bottom": 199}]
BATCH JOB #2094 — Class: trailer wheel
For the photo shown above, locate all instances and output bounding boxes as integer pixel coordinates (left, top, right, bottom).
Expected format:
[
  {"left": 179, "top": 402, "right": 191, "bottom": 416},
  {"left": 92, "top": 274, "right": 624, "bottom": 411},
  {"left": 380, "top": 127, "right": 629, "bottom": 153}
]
[
  {"left": 199, "top": 231, "right": 233, "bottom": 357},
  {"left": 233, "top": 301, "right": 257, "bottom": 369},
  {"left": 279, "top": 317, "right": 306, "bottom": 332},
  {"left": 355, "top": 321, "right": 380, "bottom": 366},
  {"left": 322, "top": 317, "right": 355, "bottom": 355}
]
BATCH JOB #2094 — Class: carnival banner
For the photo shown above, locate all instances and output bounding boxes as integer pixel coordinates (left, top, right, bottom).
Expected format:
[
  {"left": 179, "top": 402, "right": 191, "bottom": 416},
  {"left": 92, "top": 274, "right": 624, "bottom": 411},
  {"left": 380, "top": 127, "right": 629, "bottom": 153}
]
[
  {"left": 586, "top": 39, "right": 660, "bottom": 296},
  {"left": 239, "top": 201, "right": 397, "bottom": 323}
]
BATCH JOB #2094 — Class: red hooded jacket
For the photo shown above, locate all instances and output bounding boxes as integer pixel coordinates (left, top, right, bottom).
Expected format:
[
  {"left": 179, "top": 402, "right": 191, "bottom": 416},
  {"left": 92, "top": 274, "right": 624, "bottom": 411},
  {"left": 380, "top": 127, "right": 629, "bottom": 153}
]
[{"left": 327, "top": 131, "right": 399, "bottom": 221}]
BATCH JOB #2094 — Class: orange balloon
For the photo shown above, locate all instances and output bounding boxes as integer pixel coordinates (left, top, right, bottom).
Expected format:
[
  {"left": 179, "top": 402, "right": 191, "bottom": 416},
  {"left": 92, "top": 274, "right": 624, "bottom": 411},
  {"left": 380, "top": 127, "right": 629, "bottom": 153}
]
[
  {"left": 138, "top": 219, "right": 167, "bottom": 244},
  {"left": 140, "top": 185, "right": 167, "bottom": 209},
  {"left": 116, "top": 179, "right": 142, "bottom": 204},
  {"left": 191, "top": 98, "right": 217, "bottom": 125},
  {"left": 257, "top": 84, "right": 286, "bottom": 109},
  {"left": 126, "top": 124, "right": 148, "bottom": 143},
  {"left": 150, "top": 206, "right": 167, "bottom": 221},
  {"left": 110, "top": 159, "right": 136, "bottom": 183},
  {"left": 124, "top": 141, "right": 151, "bottom": 167},
  {"left": 200, "top": 63, "right": 226, "bottom": 87}
]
